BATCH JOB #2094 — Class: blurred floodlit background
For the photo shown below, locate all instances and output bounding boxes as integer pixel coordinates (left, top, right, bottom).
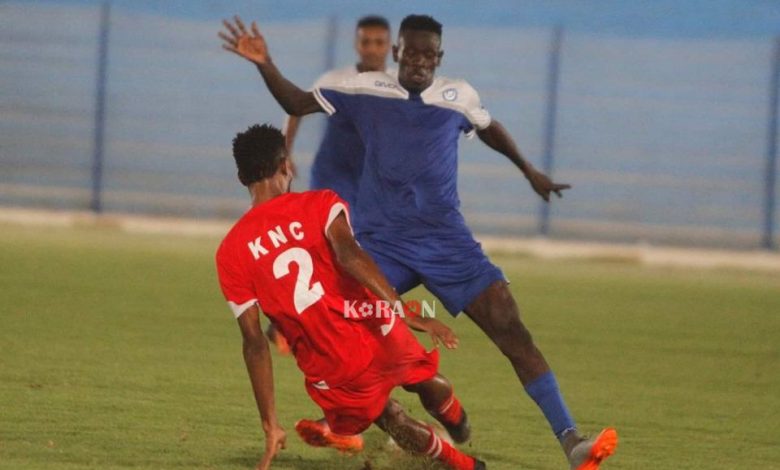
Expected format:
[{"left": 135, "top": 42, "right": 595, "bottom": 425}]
[{"left": 1, "top": 0, "right": 779, "bottom": 249}]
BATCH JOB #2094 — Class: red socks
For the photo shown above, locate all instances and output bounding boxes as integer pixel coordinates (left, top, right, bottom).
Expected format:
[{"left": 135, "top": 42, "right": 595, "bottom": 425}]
[
  {"left": 424, "top": 426, "right": 475, "bottom": 470},
  {"left": 437, "top": 391, "right": 464, "bottom": 426}
]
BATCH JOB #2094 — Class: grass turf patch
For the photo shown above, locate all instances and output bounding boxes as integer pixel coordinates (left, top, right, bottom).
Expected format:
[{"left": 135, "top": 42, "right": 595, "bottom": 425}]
[{"left": 1, "top": 223, "right": 778, "bottom": 469}]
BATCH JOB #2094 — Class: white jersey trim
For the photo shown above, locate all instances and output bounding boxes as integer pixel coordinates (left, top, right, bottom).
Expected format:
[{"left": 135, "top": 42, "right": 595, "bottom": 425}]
[
  {"left": 324, "top": 202, "right": 352, "bottom": 236},
  {"left": 313, "top": 88, "right": 337, "bottom": 115},
  {"left": 314, "top": 71, "right": 409, "bottom": 115},
  {"left": 228, "top": 299, "right": 258, "bottom": 318},
  {"left": 315, "top": 72, "right": 492, "bottom": 130},
  {"left": 311, "top": 380, "right": 330, "bottom": 390},
  {"left": 421, "top": 77, "right": 492, "bottom": 130}
]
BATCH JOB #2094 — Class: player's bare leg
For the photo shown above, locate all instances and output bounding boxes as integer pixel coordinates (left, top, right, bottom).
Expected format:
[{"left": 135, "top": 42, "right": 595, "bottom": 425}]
[
  {"left": 464, "top": 280, "right": 617, "bottom": 468},
  {"left": 374, "top": 399, "right": 485, "bottom": 470},
  {"left": 403, "top": 374, "right": 471, "bottom": 443}
]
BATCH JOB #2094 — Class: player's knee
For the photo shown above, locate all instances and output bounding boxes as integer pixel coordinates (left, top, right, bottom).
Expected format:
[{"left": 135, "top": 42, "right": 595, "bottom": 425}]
[
  {"left": 378, "top": 399, "right": 406, "bottom": 428},
  {"left": 493, "top": 314, "right": 535, "bottom": 356}
]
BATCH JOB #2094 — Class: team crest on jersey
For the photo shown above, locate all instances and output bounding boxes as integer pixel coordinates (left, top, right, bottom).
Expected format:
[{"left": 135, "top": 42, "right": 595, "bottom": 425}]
[{"left": 442, "top": 88, "right": 458, "bottom": 101}]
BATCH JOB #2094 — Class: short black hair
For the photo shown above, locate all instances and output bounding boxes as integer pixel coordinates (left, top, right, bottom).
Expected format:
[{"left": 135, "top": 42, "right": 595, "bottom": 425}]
[
  {"left": 356, "top": 15, "right": 390, "bottom": 31},
  {"left": 231, "top": 124, "right": 286, "bottom": 186},
  {"left": 399, "top": 14, "right": 442, "bottom": 37}
]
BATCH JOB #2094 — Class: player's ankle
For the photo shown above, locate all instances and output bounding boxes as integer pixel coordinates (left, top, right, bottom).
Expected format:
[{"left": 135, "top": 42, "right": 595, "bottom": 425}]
[{"left": 558, "top": 427, "right": 583, "bottom": 457}]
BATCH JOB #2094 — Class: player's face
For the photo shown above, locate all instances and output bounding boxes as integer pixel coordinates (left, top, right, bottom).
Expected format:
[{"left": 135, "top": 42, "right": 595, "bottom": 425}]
[
  {"left": 393, "top": 30, "right": 443, "bottom": 93},
  {"left": 354, "top": 26, "right": 390, "bottom": 72}
]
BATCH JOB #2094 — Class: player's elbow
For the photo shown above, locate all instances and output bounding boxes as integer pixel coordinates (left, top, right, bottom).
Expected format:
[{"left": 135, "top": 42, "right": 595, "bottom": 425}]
[
  {"left": 279, "top": 95, "right": 309, "bottom": 117},
  {"left": 280, "top": 101, "right": 303, "bottom": 116}
]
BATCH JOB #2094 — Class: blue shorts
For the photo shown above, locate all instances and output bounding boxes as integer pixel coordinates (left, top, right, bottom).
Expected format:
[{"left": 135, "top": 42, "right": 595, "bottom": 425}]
[{"left": 357, "top": 230, "right": 506, "bottom": 317}]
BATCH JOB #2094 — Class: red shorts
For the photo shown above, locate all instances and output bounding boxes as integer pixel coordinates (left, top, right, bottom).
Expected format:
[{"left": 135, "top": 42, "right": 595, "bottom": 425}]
[{"left": 305, "top": 319, "right": 439, "bottom": 435}]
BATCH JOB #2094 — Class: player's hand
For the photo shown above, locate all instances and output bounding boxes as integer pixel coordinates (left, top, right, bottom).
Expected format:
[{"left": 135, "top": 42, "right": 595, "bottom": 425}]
[
  {"left": 420, "top": 318, "right": 459, "bottom": 350},
  {"left": 256, "top": 422, "right": 287, "bottom": 470},
  {"left": 526, "top": 166, "right": 571, "bottom": 202},
  {"left": 219, "top": 16, "right": 269, "bottom": 65}
]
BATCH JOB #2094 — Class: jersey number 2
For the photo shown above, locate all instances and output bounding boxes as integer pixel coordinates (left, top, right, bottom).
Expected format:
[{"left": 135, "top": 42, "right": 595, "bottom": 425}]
[{"left": 272, "top": 247, "right": 325, "bottom": 314}]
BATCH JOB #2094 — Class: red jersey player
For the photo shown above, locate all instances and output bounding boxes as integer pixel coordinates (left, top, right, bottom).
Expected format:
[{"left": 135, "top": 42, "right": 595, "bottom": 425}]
[{"left": 215, "top": 124, "right": 486, "bottom": 470}]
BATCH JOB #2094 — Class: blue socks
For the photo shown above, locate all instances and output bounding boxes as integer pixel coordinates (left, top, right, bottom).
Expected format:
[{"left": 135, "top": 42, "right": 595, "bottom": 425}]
[{"left": 525, "top": 371, "right": 576, "bottom": 440}]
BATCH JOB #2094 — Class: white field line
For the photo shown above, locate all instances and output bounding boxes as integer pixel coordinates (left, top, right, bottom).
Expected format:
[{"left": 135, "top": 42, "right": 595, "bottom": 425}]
[{"left": 1, "top": 207, "right": 779, "bottom": 273}]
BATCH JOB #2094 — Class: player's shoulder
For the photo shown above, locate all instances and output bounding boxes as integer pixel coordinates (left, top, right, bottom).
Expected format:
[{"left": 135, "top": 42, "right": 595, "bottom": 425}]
[
  {"left": 302, "top": 188, "right": 342, "bottom": 206},
  {"left": 314, "top": 65, "right": 358, "bottom": 88},
  {"left": 318, "top": 71, "right": 408, "bottom": 99},
  {"left": 275, "top": 190, "right": 342, "bottom": 213},
  {"left": 422, "top": 76, "right": 481, "bottom": 106}
]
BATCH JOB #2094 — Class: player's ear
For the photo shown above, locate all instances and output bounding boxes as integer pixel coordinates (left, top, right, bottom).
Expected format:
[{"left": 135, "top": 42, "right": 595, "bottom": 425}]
[{"left": 278, "top": 158, "right": 291, "bottom": 176}]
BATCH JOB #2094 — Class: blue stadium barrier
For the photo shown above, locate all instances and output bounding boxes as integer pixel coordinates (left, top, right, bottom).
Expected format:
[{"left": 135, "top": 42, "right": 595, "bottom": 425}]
[{"left": 0, "top": 2, "right": 778, "bottom": 250}]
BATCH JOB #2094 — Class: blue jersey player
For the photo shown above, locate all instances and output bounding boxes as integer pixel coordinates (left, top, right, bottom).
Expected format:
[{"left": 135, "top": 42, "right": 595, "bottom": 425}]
[{"left": 220, "top": 15, "right": 618, "bottom": 470}]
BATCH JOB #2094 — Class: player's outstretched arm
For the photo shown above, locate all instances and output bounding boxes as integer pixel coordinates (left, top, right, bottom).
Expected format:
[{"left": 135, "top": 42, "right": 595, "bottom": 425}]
[
  {"left": 326, "top": 213, "right": 459, "bottom": 349},
  {"left": 219, "top": 16, "right": 322, "bottom": 117},
  {"left": 237, "top": 305, "right": 287, "bottom": 469},
  {"left": 477, "top": 119, "right": 571, "bottom": 202}
]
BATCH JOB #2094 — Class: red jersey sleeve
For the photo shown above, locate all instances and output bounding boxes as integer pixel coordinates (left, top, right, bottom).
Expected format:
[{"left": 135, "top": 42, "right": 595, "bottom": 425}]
[
  {"left": 320, "top": 190, "right": 353, "bottom": 237},
  {"left": 216, "top": 239, "right": 258, "bottom": 318}
]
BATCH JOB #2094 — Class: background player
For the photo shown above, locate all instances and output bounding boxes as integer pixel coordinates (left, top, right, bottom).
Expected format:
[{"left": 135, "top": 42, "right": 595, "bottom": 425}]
[
  {"left": 216, "top": 124, "right": 485, "bottom": 470},
  {"left": 284, "top": 14, "right": 391, "bottom": 204},
  {"left": 219, "top": 16, "right": 617, "bottom": 469},
  {"left": 268, "top": 15, "right": 392, "bottom": 355}
]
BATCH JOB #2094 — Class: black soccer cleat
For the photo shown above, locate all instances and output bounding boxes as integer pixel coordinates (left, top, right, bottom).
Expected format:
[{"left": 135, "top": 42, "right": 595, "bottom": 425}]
[
  {"left": 442, "top": 407, "right": 471, "bottom": 444},
  {"left": 473, "top": 458, "right": 487, "bottom": 470}
]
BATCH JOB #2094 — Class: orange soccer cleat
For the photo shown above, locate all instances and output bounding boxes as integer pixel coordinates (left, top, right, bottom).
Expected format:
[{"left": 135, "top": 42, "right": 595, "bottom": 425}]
[
  {"left": 567, "top": 427, "right": 618, "bottom": 470},
  {"left": 294, "top": 419, "right": 364, "bottom": 454}
]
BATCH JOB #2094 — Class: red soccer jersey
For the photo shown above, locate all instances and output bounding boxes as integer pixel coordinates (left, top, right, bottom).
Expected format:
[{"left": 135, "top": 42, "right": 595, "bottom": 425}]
[{"left": 216, "top": 190, "right": 380, "bottom": 388}]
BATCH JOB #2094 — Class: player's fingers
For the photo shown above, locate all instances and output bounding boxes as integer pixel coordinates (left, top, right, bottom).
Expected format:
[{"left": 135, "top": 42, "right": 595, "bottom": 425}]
[
  {"left": 554, "top": 183, "right": 572, "bottom": 191},
  {"left": 221, "top": 44, "right": 241, "bottom": 56},
  {"left": 222, "top": 19, "right": 240, "bottom": 39},
  {"left": 234, "top": 16, "right": 248, "bottom": 34},
  {"left": 251, "top": 21, "right": 262, "bottom": 37},
  {"left": 430, "top": 333, "right": 441, "bottom": 349},
  {"left": 218, "top": 31, "right": 237, "bottom": 47},
  {"left": 554, "top": 189, "right": 562, "bottom": 198},
  {"left": 256, "top": 452, "right": 273, "bottom": 470}
]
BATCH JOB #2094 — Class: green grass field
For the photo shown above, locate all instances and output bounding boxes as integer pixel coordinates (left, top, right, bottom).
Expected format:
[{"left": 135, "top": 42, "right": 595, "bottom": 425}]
[{"left": 1, "top": 223, "right": 778, "bottom": 469}]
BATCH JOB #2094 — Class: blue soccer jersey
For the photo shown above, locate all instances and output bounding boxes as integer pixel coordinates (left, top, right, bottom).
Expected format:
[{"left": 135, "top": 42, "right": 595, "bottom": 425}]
[
  {"left": 313, "top": 72, "right": 492, "bottom": 237},
  {"left": 313, "top": 72, "right": 503, "bottom": 316}
]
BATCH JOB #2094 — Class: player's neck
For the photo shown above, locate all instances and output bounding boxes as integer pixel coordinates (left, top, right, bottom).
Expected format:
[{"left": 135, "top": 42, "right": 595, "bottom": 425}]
[
  {"left": 248, "top": 179, "right": 287, "bottom": 207},
  {"left": 356, "top": 62, "right": 385, "bottom": 73}
]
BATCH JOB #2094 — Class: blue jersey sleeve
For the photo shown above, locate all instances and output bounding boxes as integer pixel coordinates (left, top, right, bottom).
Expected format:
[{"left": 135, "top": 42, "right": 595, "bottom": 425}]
[{"left": 312, "top": 88, "right": 361, "bottom": 121}]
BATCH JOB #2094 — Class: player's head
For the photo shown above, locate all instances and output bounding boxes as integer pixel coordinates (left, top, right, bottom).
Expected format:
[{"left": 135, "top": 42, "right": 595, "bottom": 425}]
[
  {"left": 354, "top": 15, "right": 391, "bottom": 72},
  {"left": 232, "top": 124, "right": 292, "bottom": 193},
  {"left": 393, "top": 14, "right": 443, "bottom": 93}
]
